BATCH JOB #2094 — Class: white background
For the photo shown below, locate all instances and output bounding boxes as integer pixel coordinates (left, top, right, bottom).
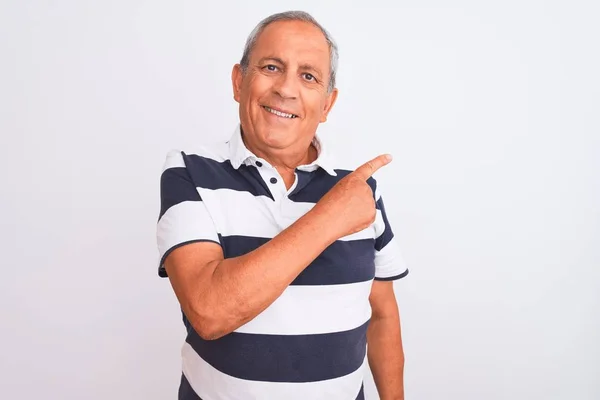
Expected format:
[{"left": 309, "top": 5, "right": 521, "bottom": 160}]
[{"left": 1, "top": 1, "right": 598, "bottom": 399}]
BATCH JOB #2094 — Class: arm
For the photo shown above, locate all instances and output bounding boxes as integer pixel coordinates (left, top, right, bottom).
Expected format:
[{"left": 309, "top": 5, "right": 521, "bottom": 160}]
[
  {"left": 164, "top": 207, "right": 337, "bottom": 340},
  {"left": 162, "top": 153, "right": 393, "bottom": 341},
  {"left": 367, "top": 280, "right": 405, "bottom": 400}
]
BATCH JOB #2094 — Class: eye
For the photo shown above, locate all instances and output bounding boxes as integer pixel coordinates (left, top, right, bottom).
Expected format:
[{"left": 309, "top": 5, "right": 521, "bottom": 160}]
[
  {"left": 264, "top": 64, "right": 279, "bottom": 72},
  {"left": 303, "top": 73, "right": 316, "bottom": 82}
]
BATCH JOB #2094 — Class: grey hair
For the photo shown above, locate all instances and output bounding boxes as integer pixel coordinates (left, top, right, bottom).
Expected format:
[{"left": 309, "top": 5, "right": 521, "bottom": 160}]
[{"left": 239, "top": 11, "right": 339, "bottom": 93}]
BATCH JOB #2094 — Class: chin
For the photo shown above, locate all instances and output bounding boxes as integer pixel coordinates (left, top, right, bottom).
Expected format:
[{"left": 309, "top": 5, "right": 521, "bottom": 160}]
[{"left": 260, "top": 126, "right": 299, "bottom": 148}]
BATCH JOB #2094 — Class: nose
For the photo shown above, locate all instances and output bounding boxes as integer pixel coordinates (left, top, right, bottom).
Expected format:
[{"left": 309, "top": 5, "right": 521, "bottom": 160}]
[{"left": 273, "top": 70, "right": 299, "bottom": 99}]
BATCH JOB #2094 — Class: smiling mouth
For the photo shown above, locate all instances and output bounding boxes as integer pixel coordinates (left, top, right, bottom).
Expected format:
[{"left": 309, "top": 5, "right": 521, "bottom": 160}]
[{"left": 262, "top": 105, "right": 298, "bottom": 119}]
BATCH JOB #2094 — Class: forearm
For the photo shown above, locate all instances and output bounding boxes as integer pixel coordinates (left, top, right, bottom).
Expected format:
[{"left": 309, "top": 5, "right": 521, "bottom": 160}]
[
  {"left": 367, "top": 308, "right": 405, "bottom": 400},
  {"left": 195, "top": 207, "right": 338, "bottom": 338}
]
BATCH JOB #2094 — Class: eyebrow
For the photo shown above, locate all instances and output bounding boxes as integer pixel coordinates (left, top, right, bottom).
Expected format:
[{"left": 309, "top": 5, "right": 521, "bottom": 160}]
[
  {"left": 257, "top": 57, "right": 324, "bottom": 78},
  {"left": 258, "top": 56, "right": 285, "bottom": 65},
  {"left": 300, "top": 63, "right": 323, "bottom": 78}
]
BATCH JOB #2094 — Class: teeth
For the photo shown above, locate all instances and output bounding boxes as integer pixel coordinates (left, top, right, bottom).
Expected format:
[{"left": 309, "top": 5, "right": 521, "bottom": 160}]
[{"left": 264, "top": 106, "right": 296, "bottom": 118}]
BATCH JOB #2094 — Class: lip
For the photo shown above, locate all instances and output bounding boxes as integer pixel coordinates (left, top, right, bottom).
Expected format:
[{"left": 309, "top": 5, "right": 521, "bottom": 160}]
[{"left": 261, "top": 105, "right": 300, "bottom": 118}]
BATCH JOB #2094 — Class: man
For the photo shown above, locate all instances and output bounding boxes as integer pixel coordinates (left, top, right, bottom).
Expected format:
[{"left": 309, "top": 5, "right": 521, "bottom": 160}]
[{"left": 156, "top": 10, "right": 409, "bottom": 400}]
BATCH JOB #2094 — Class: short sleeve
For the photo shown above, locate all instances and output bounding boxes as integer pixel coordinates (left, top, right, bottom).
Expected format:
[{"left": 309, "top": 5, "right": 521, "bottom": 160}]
[
  {"left": 156, "top": 150, "right": 221, "bottom": 277},
  {"left": 372, "top": 184, "right": 409, "bottom": 281}
]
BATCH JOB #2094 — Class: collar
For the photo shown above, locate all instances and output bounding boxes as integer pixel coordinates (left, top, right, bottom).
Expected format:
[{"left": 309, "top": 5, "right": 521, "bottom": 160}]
[{"left": 228, "top": 124, "right": 337, "bottom": 176}]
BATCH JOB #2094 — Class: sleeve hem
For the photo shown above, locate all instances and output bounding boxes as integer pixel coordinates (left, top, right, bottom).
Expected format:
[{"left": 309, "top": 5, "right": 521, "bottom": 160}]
[
  {"left": 158, "top": 239, "right": 222, "bottom": 277},
  {"left": 374, "top": 268, "right": 409, "bottom": 281}
]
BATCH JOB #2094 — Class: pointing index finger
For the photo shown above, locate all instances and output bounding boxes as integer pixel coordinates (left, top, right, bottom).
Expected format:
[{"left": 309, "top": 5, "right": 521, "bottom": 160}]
[{"left": 353, "top": 154, "right": 393, "bottom": 180}]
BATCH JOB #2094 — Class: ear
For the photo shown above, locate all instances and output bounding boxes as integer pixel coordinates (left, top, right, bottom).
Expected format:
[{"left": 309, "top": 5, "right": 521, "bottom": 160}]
[
  {"left": 319, "top": 88, "right": 339, "bottom": 123},
  {"left": 232, "top": 64, "right": 243, "bottom": 103}
]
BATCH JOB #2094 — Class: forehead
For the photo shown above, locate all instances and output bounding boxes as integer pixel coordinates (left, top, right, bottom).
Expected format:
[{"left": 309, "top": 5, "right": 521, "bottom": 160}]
[{"left": 251, "top": 20, "right": 330, "bottom": 68}]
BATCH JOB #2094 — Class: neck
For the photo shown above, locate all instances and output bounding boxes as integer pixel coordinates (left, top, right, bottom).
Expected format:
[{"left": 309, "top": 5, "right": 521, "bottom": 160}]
[{"left": 240, "top": 128, "right": 318, "bottom": 177}]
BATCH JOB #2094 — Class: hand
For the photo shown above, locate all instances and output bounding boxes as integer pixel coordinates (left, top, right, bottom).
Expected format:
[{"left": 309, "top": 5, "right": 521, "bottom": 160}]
[{"left": 312, "top": 154, "right": 393, "bottom": 240}]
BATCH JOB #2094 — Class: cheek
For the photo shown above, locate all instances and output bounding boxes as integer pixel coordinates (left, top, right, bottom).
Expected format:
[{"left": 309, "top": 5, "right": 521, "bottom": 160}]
[
  {"left": 315, "top": 97, "right": 330, "bottom": 119},
  {"left": 303, "top": 92, "right": 328, "bottom": 117},
  {"left": 248, "top": 74, "right": 272, "bottom": 94}
]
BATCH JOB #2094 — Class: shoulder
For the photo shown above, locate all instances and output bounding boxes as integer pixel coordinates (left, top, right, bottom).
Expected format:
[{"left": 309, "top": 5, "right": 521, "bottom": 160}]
[{"left": 161, "top": 140, "right": 230, "bottom": 172}]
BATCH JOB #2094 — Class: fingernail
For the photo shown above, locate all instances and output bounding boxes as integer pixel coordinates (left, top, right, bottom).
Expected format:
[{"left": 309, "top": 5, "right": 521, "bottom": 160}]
[{"left": 386, "top": 154, "right": 393, "bottom": 161}]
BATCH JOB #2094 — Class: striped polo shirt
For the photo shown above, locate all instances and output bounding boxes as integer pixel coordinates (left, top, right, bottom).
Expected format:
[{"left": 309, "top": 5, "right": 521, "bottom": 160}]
[{"left": 156, "top": 125, "right": 409, "bottom": 400}]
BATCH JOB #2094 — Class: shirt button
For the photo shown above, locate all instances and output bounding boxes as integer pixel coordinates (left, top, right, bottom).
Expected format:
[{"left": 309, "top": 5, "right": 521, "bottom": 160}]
[
  {"left": 270, "top": 177, "right": 277, "bottom": 184},
  {"left": 256, "top": 161, "right": 262, "bottom": 167}
]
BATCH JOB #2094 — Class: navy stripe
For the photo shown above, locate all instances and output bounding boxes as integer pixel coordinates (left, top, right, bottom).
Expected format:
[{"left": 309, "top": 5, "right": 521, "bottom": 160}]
[
  {"left": 159, "top": 167, "right": 202, "bottom": 220},
  {"left": 374, "top": 197, "right": 394, "bottom": 251},
  {"left": 222, "top": 236, "right": 376, "bottom": 285},
  {"left": 356, "top": 383, "right": 365, "bottom": 400},
  {"left": 375, "top": 268, "right": 409, "bottom": 281},
  {"left": 220, "top": 235, "right": 267, "bottom": 259},
  {"left": 178, "top": 373, "right": 202, "bottom": 400},
  {"left": 175, "top": 154, "right": 383, "bottom": 209},
  {"left": 289, "top": 168, "right": 325, "bottom": 196},
  {"left": 187, "top": 320, "right": 369, "bottom": 382},
  {"left": 289, "top": 169, "right": 377, "bottom": 204},
  {"left": 182, "top": 153, "right": 274, "bottom": 199}
]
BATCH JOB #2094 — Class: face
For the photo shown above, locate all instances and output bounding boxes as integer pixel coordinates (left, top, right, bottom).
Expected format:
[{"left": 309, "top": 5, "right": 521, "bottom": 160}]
[{"left": 232, "top": 20, "right": 338, "bottom": 153}]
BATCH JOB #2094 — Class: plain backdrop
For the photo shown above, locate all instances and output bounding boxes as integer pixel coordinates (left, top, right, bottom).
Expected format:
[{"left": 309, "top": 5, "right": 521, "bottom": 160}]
[{"left": 1, "top": 1, "right": 598, "bottom": 399}]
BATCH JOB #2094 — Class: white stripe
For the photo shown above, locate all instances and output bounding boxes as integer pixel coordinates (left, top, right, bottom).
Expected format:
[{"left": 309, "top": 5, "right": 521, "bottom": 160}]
[
  {"left": 199, "top": 188, "right": 380, "bottom": 241},
  {"left": 156, "top": 201, "right": 220, "bottom": 259},
  {"left": 235, "top": 280, "right": 373, "bottom": 335},
  {"left": 162, "top": 149, "right": 185, "bottom": 170},
  {"left": 189, "top": 144, "right": 229, "bottom": 164},
  {"left": 374, "top": 237, "right": 408, "bottom": 278},
  {"left": 373, "top": 207, "right": 386, "bottom": 239},
  {"left": 182, "top": 342, "right": 366, "bottom": 400}
]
